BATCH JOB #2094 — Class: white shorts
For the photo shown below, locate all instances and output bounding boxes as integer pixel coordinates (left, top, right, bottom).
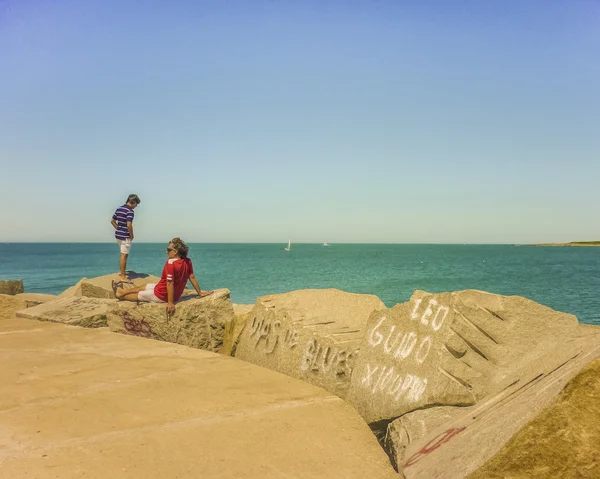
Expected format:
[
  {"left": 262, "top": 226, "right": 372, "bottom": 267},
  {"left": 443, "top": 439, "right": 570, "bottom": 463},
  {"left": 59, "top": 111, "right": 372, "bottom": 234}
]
[
  {"left": 137, "top": 283, "right": 164, "bottom": 303},
  {"left": 117, "top": 238, "right": 132, "bottom": 254}
]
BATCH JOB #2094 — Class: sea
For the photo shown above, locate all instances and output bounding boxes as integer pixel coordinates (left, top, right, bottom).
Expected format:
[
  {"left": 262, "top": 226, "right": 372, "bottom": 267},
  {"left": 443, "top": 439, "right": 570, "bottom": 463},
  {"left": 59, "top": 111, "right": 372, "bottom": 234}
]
[{"left": 1, "top": 243, "right": 599, "bottom": 326}]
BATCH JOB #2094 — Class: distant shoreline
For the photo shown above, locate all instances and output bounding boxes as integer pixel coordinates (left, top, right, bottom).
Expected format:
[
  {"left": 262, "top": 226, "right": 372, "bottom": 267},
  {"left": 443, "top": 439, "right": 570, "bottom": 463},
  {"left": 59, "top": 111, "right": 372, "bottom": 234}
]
[{"left": 530, "top": 242, "right": 600, "bottom": 247}]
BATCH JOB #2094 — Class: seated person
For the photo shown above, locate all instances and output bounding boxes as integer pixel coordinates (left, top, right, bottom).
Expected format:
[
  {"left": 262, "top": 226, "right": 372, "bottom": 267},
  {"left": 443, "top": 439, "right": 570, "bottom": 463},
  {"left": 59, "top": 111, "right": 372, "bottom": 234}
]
[{"left": 113, "top": 237, "right": 213, "bottom": 316}]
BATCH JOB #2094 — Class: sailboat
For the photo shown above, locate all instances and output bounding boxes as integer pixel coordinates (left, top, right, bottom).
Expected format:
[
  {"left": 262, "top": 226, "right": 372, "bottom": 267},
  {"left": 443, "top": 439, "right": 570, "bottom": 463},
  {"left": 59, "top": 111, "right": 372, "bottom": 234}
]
[
  {"left": 284, "top": 239, "right": 291, "bottom": 251},
  {"left": 323, "top": 241, "right": 329, "bottom": 247}
]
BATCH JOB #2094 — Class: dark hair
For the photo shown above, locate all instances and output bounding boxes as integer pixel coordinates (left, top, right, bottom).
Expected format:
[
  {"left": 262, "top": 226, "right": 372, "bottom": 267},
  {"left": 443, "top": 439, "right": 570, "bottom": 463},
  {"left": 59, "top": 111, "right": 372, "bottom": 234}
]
[
  {"left": 127, "top": 194, "right": 141, "bottom": 205},
  {"left": 170, "top": 237, "right": 189, "bottom": 259}
]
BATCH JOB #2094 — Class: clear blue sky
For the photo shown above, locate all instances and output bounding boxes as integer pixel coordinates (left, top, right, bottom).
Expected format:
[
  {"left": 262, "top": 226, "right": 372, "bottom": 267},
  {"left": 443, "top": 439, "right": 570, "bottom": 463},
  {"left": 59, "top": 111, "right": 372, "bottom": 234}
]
[{"left": 1, "top": 0, "right": 598, "bottom": 243}]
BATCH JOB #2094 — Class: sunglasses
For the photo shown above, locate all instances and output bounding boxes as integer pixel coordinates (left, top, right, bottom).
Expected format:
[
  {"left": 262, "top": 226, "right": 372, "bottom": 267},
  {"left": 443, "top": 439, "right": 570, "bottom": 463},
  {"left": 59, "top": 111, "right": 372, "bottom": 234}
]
[{"left": 166, "top": 247, "right": 174, "bottom": 253}]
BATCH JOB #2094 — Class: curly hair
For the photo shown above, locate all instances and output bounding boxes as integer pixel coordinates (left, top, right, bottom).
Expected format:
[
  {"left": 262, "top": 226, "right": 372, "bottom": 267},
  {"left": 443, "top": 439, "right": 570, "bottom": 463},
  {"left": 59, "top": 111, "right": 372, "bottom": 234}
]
[{"left": 170, "top": 237, "right": 189, "bottom": 259}]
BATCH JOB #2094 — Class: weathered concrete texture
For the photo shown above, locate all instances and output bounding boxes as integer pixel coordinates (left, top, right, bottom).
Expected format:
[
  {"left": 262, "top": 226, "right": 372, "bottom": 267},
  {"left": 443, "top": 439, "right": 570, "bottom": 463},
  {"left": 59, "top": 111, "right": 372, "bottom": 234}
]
[
  {"left": 0, "top": 316, "right": 398, "bottom": 479},
  {"left": 399, "top": 326, "right": 600, "bottom": 478},
  {"left": 347, "top": 289, "right": 581, "bottom": 424},
  {"left": 107, "top": 288, "right": 234, "bottom": 353},
  {"left": 234, "top": 289, "right": 386, "bottom": 398},
  {"left": 221, "top": 305, "right": 253, "bottom": 356},
  {"left": 1, "top": 293, "right": 57, "bottom": 316},
  {"left": 58, "top": 272, "right": 160, "bottom": 299},
  {"left": 0, "top": 294, "right": 29, "bottom": 319},
  {"left": 468, "top": 355, "right": 600, "bottom": 479},
  {"left": 384, "top": 405, "right": 466, "bottom": 471},
  {"left": 16, "top": 296, "right": 115, "bottom": 327},
  {"left": 0, "top": 279, "right": 24, "bottom": 295},
  {"left": 14, "top": 292, "right": 57, "bottom": 308},
  {"left": 233, "top": 304, "right": 253, "bottom": 315}
]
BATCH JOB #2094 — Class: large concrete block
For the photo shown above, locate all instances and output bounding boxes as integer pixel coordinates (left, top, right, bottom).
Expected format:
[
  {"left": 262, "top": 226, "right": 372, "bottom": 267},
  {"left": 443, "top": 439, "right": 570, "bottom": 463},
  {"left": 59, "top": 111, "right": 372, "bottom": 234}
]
[
  {"left": 221, "top": 305, "right": 253, "bottom": 356},
  {"left": 14, "top": 292, "right": 57, "bottom": 308},
  {"left": 384, "top": 405, "right": 466, "bottom": 470},
  {"left": 106, "top": 289, "right": 234, "bottom": 352},
  {"left": 0, "top": 280, "right": 24, "bottom": 295},
  {"left": 347, "top": 289, "right": 580, "bottom": 424},
  {"left": 58, "top": 272, "right": 160, "bottom": 299},
  {"left": 233, "top": 289, "right": 386, "bottom": 398},
  {"left": 16, "top": 296, "right": 115, "bottom": 327}
]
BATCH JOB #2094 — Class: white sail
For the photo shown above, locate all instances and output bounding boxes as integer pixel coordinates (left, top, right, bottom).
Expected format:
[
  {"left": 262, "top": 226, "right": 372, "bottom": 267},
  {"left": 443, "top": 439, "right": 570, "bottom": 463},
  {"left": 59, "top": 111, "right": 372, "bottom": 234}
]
[
  {"left": 285, "top": 239, "right": 291, "bottom": 251},
  {"left": 323, "top": 241, "right": 329, "bottom": 246}
]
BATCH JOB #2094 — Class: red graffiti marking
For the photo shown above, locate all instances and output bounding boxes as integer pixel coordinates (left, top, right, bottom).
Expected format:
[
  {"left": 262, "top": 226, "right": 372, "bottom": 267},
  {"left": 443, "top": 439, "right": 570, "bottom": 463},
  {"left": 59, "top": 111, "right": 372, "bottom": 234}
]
[
  {"left": 403, "top": 427, "right": 466, "bottom": 468},
  {"left": 121, "top": 311, "right": 153, "bottom": 338}
]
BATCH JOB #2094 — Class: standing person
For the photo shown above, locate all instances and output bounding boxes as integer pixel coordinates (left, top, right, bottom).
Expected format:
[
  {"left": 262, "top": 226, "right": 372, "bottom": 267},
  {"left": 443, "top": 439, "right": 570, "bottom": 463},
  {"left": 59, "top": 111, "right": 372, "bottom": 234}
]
[
  {"left": 111, "top": 194, "right": 141, "bottom": 281},
  {"left": 113, "top": 237, "right": 213, "bottom": 316}
]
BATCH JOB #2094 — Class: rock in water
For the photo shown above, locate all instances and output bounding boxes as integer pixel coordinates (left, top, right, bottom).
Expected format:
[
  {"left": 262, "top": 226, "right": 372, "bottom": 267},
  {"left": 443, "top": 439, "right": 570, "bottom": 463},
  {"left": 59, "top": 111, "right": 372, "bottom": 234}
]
[
  {"left": 233, "top": 289, "right": 386, "bottom": 398},
  {"left": 0, "top": 280, "right": 24, "bottom": 295},
  {"left": 106, "top": 288, "right": 234, "bottom": 352}
]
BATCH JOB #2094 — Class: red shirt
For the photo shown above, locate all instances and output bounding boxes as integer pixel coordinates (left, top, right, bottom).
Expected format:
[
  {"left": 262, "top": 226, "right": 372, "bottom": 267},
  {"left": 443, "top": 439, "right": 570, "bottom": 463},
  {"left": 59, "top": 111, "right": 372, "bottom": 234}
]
[{"left": 153, "top": 258, "right": 194, "bottom": 302}]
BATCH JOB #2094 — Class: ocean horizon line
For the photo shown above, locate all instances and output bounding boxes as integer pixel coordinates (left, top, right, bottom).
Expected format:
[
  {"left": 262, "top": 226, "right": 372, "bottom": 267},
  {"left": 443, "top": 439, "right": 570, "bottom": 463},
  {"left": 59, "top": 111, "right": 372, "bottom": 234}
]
[{"left": 0, "top": 241, "right": 537, "bottom": 246}]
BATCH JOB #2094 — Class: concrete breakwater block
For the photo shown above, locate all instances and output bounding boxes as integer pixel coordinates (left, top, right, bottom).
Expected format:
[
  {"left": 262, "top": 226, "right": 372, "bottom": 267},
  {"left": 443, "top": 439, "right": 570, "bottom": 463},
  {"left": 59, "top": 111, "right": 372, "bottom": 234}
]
[
  {"left": 15, "top": 292, "right": 57, "bottom": 308},
  {"left": 0, "top": 280, "right": 24, "bottom": 296},
  {"left": 346, "top": 289, "right": 580, "bottom": 424},
  {"left": 58, "top": 272, "right": 161, "bottom": 300},
  {"left": 233, "top": 289, "right": 386, "bottom": 398},
  {"left": 221, "top": 304, "right": 254, "bottom": 356},
  {"left": 106, "top": 288, "right": 234, "bottom": 352},
  {"left": 0, "top": 293, "right": 56, "bottom": 316},
  {"left": 392, "top": 327, "right": 600, "bottom": 478},
  {"left": 16, "top": 296, "right": 115, "bottom": 327}
]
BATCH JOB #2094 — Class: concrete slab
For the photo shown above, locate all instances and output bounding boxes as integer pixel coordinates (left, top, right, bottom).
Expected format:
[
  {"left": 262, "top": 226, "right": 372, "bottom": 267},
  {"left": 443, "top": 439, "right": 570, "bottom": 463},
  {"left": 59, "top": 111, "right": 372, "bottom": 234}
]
[
  {"left": 400, "top": 326, "right": 600, "bottom": 478},
  {"left": 16, "top": 296, "right": 115, "bottom": 327},
  {"left": 0, "top": 317, "right": 398, "bottom": 479}
]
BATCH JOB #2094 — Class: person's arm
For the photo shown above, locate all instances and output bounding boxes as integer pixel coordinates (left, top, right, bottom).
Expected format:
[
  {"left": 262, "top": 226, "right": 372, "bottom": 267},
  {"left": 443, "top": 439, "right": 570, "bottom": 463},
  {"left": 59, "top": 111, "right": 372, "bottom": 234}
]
[
  {"left": 166, "top": 280, "right": 176, "bottom": 316},
  {"left": 127, "top": 210, "right": 134, "bottom": 240},
  {"left": 165, "top": 262, "right": 176, "bottom": 316},
  {"left": 189, "top": 273, "right": 213, "bottom": 298},
  {"left": 111, "top": 218, "right": 118, "bottom": 229}
]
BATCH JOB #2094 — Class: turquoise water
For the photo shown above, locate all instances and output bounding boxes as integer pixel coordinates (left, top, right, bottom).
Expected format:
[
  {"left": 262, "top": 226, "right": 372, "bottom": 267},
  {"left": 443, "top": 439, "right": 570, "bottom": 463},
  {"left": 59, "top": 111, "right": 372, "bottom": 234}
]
[{"left": 1, "top": 243, "right": 599, "bottom": 325}]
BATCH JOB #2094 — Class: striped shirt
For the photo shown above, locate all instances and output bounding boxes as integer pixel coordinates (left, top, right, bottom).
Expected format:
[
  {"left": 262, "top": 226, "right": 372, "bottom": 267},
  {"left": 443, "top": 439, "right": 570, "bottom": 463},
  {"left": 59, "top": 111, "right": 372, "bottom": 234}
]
[{"left": 112, "top": 204, "right": 134, "bottom": 240}]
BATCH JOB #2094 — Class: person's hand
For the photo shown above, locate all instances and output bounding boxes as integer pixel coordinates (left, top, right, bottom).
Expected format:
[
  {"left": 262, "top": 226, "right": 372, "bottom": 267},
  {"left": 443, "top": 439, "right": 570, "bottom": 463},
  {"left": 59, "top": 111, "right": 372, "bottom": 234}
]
[
  {"left": 166, "top": 303, "right": 176, "bottom": 317},
  {"left": 200, "top": 290, "right": 214, "bottom": 298}
]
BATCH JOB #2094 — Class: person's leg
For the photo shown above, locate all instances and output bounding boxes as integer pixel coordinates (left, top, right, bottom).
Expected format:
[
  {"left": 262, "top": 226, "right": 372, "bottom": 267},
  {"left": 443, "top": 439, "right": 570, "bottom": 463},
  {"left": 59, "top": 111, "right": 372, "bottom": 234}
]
[
  {"left": 120, "top": 253, "right": 128, "bottom": 280},
  {"left": 118, "top": 291, "right": 142, "bottom": 301},
  {"left": 118, "top": 239, "right": 132, "bottom": 280},
  {"left": 115, "top": 283, "right": 146, "bottom": 300}
]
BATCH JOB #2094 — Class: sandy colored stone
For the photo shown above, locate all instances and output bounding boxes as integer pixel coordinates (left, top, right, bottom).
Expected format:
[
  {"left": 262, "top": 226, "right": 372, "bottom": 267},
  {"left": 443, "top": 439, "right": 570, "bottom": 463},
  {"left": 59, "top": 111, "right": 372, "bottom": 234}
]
[
  {"left": 384, "top": 406, "right": 468, "bottom": 470},
  {"left": 233, "top": 303, "right": 253, "bottom": 315},
  {"left": 221, "top": 306, "right": 253, "bottom": 356},
  {"left": 57, "top": 278, "right": 85, "bottom": 298},
  {"left": 234, "top": 289, "right": 385, "bottom": 398},
  {"left": 468, "top": 356, "right": 600, "bottom": 479},
  {"left": 14, "top": 292, "right": 57, "bottom": 308},
  {"left": 107, "top": 288, "right": 234, "bottom": 352},
  {"left": 0, "top": 294, "right": 28, "bottom": 320},
  {"left": 16, "top": 296, "right": 115, "bottom": 327},
  {"left": 0, "top": 279, "right": 24, "bottom": 295},
  {"left": 347, "top": 289, "right": 580, "bottom": 424},
  {"left": 398, "top": 324, "right": 600, "bottom": 478},
  {"left": 0, "top": 314, "right": 397, "bottom": 479},
  {"left": 58, "top": 272, "right": 160, "bottom": 299}
]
